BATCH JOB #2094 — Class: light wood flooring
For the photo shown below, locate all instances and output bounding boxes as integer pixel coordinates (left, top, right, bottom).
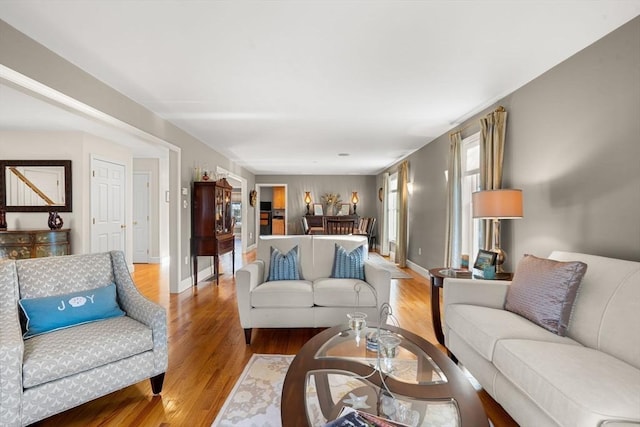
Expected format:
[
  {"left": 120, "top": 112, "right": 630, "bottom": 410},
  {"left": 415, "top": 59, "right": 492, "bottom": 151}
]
[{"left": 32, "top": 248, "right": 517, "bottom": 427}]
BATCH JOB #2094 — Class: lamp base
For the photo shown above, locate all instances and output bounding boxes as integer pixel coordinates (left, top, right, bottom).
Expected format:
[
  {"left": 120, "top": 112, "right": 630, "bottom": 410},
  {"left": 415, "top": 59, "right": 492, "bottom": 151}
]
[{"left": 492, "top": 247, "right": 507, "bottom": 273}]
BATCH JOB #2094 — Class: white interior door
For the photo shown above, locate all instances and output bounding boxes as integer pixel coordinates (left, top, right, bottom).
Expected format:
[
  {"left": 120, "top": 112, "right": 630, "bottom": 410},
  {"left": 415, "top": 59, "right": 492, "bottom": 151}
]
[
  {"left": 91, "top": 158, "right": 126, "bottom": 253},
  {"left": 133, "top": 172, "right": 150, "bottom": 263}
]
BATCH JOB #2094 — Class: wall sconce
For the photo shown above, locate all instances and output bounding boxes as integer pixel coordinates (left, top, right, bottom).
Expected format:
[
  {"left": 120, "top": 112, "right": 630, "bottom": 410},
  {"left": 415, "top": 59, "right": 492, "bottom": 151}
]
[
  {"left": 351, "top": 192, "right": 359, "bottom": 214},
  {"left": 304, "top": 191, "right": 312, "bottom": 215}
]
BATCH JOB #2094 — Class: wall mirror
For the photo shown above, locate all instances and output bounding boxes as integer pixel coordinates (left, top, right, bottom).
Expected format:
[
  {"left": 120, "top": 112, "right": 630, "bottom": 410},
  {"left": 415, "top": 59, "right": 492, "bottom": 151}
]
[{"left": 0, "top": 160, "right": 72, "bottom": 212}]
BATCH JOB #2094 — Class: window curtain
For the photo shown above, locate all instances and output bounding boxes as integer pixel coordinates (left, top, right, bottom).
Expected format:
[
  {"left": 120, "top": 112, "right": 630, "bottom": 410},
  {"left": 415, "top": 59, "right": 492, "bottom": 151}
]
[
  {"left": 479, "top": 106, "right": 508, "bottom": 249},
  {"left": 380, "top": 172, "right": 390, "bottom": 256},
  {"left": 395, "top": 161, "right": 409, "bottom": 267},
  {"left": 444, "top": 132, "right": 462, "bottom": 268}
]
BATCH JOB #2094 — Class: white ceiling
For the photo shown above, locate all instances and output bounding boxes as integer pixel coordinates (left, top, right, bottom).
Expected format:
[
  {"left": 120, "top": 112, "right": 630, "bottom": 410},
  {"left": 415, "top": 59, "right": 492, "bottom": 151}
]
[{"left": 1, "top": 1, "right": 639, "bottom": 175}]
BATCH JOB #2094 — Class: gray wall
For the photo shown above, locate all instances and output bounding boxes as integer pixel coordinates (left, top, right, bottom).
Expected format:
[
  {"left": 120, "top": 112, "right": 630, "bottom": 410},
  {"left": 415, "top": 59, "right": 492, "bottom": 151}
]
[
  {"left": 256, "top": 175, "right": 377, "bottom": 235},
  {"left": 386, "top": 16, "right": 640, "bottom": 271}
]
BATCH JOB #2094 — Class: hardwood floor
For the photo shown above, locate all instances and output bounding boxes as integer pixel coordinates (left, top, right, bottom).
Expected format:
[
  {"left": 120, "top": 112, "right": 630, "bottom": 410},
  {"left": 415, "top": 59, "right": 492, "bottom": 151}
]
[{"left": 33, "top": 248, "right": 517, "bottom": 427}]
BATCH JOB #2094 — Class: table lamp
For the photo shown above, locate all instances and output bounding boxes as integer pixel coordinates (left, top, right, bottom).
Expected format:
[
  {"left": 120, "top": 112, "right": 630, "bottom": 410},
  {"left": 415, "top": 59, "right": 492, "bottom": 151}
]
[
  {"left": 472, "top": 189, "right": 523, "bottom": 273},
  {"left": 304, "top": 192, "right": 312, "bottom": 215},
  {"left": 351, "top": 192, "right": 359, "bottom": 214}
]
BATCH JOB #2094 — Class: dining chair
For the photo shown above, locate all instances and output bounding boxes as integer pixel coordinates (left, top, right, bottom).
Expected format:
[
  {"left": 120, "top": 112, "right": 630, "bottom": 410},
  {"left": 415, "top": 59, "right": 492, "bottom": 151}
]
[{"left": 323, "top": 217, "right": 357, "bottom": 235}]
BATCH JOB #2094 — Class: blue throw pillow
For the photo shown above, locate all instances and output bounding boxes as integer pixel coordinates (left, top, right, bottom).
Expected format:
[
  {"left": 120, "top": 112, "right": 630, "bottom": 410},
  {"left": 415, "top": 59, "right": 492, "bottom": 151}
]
[
  {"left": 268, "top": 246, "right": 300, "bottom": 281},
  {"left": 331, "top": 244, "right": 365, "bottom": 280},
  {"left": 19, "top": 283, "right": 126, "bottom": 338}
]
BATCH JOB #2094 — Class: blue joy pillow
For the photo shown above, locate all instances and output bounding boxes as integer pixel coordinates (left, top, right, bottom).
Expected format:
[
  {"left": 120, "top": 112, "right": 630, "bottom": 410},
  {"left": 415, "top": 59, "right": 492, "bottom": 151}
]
[
  {"left": 268, "top": 246, "right": 301, "bottom": 281},
  {"left": 331, "top": 244, "right": 365, "bottom": 280},
  {"left": 19, "top": 283, "right": 126, "bottom": 338}
]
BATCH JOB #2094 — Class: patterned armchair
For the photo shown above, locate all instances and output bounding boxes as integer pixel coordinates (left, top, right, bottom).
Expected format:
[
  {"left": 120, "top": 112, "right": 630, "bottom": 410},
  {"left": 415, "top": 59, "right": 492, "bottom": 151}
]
[{"left": 0, "top": 251, "right": 167, "bottom": 426}]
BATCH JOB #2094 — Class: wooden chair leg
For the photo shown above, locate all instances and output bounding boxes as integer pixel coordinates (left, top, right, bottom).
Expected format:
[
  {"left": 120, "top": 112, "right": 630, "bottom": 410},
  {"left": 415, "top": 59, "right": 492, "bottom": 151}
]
[{"left": 150, "top": 373, "right": 165, "bottom": 394}]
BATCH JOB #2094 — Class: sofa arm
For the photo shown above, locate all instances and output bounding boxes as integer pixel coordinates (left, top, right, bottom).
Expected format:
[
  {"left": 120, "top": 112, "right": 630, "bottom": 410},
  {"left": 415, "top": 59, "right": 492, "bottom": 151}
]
[
  {"left": 0, "top": 260, "right": 23, "bottom": 427},
  {"left": 443, "top": 277, "right": 511, "bottom": 313},
  {"left": 110, "top": 251, "right": 168, "bottom": 373},
  {"left": 364, "top": 261, "right": 392, "bottom": 309},
  {"left": 235, "top": 260, "right": 265, "bottom": 328}
]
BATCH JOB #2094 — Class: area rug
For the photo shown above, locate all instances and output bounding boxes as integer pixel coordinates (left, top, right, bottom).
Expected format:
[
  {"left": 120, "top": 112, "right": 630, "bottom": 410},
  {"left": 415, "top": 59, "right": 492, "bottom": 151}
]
[
  {"left": 211, "top": 354, "right": 464, "bottom": 427},
  {"left": 367, "top": 252, "right": 412, "bottom": 279},
  {"left": 212, "top": 354, "right": 293, "bottom": 427}
]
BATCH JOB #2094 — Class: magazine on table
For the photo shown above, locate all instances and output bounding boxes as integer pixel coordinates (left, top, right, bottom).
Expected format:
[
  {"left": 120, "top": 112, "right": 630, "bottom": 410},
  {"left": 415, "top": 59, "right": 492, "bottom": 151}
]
[{"left": 323, "top": 407, "right": 411, "bottom": 427}]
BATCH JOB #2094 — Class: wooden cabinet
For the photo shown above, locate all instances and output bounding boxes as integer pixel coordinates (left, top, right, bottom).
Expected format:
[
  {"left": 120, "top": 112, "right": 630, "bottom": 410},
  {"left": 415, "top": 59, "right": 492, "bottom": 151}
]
[
  {"left": 272, "top": 218, "right": 285, "bottom": 235},
  {"left": 191, "top": 178, "right": 235, "bottom": 285},
  {"left": 0, "top": 229, "right": 71, "bottom": 260},
  {"left": 273, "top": 187, "right": 286, "bottom": 209}
]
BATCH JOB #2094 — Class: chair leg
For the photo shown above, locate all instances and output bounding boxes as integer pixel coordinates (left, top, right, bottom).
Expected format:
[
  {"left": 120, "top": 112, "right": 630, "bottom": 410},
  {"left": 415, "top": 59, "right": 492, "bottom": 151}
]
[
  {"left": 244, "top": 328, "right": 252, "bottom": 344},
  {"left": 150, "top": 373, "right": 165, "bottom": 395}
]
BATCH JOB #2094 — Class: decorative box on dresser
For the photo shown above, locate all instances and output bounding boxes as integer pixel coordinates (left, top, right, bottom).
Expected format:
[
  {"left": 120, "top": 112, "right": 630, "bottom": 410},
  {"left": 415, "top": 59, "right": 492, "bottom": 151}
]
[
  {"left": 191, "top": 178, "right": 235, "bottom": 286},
  {"left": 0, "top": 229, "right": 71, "bottom": 260}
]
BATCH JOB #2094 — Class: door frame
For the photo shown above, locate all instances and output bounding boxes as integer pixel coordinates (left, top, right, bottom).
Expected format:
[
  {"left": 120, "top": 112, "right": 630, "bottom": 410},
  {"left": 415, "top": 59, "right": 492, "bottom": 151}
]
[
  {"left": 216, "top": 167, "right": 248, "bottom": 254},
  {"left": 132, "top": 171, "right": 151, "bottom": 263},
  {"left": 255, "top": 183, "right": 288, "bottom": 237}
]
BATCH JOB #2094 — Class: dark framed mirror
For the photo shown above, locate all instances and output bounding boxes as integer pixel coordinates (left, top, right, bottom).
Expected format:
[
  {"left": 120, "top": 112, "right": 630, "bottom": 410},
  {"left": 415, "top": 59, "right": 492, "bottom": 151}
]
[{"left": 0, "top": 160, "right": 72, "bottom": 212}]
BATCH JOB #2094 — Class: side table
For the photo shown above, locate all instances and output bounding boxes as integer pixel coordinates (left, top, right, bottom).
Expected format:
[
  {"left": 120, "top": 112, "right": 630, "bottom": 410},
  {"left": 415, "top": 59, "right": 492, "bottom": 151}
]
[{"left": 428, "top": 268, "right": 513, "bottom": 346}]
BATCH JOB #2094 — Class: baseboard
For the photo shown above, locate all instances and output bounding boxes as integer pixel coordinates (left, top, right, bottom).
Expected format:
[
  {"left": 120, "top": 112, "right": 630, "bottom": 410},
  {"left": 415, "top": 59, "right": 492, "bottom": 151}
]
[
  {"left": 407, "top": 259, "right": 429, "bottom": 279},
  {"left": 177, "top": 276, "right": 193, "bottom": 293}
]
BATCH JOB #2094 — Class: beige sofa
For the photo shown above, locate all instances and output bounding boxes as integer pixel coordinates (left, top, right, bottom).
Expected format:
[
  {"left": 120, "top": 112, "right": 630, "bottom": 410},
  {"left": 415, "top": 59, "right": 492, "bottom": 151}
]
[
  {"left": 236, "top": 235, "right": 391, "bottom": 344},
  {"left": 443, "top": 251, "right": 640, "bottom": 426}
]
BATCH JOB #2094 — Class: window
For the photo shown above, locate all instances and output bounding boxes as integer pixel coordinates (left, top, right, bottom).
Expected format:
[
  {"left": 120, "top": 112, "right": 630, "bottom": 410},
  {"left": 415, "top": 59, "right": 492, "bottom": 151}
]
[
  {"left": 387, "top": 172, "right": 398, "bottom": 243},
  {"left": 461, "top": 132, "right": 481, "bottom": 261}
]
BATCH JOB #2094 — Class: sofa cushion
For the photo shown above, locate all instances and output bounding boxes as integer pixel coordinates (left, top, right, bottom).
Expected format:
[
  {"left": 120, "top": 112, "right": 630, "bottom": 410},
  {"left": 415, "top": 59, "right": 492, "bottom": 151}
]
[
  {"left": 505, "top": 254, "right": 587, "bottom": 336},
  {"left": 251, "top": 280, "right": 313, "bottom": 308},
  {"left": 549, "top": 252, "right": 640, "bottom": 370},
  {"left": 493, "top": 339, "right": 640, "bottom": 426},
  {"left": 314, "top": 278, "right": 377, "bottom": 307},
  {"left": 19, "top": 283, "right": 125, "bottom": 338},
  {"left": 258, "top": 236, "right": 313, "bottom": 282},
  {"left": 22, "top": 316, "right": 153, "bottom": 388},
  {"left": 445, "top": 304, "right": 580, "bottom": 361},
  {"left": 331, "top": 244, "right": 365, "bottom": 280},
  {"left": 313, "top": 236, "right": 368, "bottom": 279},
  {"left": 267, "top": 246, "right": 300, "bottom": 281}
]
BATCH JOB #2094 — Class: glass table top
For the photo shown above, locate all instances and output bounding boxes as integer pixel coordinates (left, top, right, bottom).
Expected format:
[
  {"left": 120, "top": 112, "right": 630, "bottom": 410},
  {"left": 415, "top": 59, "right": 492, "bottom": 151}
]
[
  {"left": 280, "top": 324, "right": 489, "bottom": 427},
  {"left": 304, "top": 326, "right": 460, "bottom": 426},
  {"left": 305, "top": 371, "right": 460, "bottom": 427},
  {"left": 315, "top": 326, "right": 448, "bottom": 385}
]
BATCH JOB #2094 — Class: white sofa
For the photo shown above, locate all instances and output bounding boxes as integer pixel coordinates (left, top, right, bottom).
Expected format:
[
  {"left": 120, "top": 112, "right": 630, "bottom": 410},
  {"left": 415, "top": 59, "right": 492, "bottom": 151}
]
[
  {"left": 236, "top": 235, "right": 391, "bottom": 344},
  {"left": 443, "top": 251, "right": 640, "bottom": 426}
]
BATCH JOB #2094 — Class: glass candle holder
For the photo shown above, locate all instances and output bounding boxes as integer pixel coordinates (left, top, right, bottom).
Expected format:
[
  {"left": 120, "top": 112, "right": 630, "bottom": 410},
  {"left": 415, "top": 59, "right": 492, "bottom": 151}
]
[{"left": 346, "top": 312, "right": 367, "bottom": 345}]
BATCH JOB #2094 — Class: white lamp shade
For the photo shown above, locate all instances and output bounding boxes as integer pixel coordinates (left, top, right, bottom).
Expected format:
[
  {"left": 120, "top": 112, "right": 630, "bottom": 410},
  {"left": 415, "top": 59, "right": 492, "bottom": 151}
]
[{"left": 472, "top": 189, "right": 523, "bottom": 219}]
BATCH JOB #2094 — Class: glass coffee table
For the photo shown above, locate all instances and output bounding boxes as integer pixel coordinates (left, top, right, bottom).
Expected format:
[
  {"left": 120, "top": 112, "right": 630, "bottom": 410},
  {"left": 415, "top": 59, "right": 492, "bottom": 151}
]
[{"left": 281, "top": 324, "right": 488, "bottom": 427}]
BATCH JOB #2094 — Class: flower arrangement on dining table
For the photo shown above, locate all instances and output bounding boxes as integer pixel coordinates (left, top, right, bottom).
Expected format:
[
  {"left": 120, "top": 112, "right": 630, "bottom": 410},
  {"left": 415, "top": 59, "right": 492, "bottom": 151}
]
[{"left": 321, "top": 193, "right": 342, "bottom": 214}]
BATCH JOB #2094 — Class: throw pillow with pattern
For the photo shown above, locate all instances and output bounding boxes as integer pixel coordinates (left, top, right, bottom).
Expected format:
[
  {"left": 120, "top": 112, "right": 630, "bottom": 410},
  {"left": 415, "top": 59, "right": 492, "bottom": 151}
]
[
  {"left": 268, "top": 245, "right": 300, "bottom": 281},
  {"left": 331, "top": 244, "right": 365, "bottom": 280}
]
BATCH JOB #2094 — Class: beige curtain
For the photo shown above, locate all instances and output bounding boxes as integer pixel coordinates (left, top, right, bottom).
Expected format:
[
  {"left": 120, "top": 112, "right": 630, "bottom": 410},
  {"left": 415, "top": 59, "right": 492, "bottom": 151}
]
[
  {"left": 444, "top": 132, "right": 462, "bottom": 268},
  {"left": 395, "top": 161, "right": 409, "bottom": 267},
  {"left": 479, "top": 106, "right": 508, "bottom": 248},
  {"left": 380, "top": 172, "right": 390, "bottom": 256}
]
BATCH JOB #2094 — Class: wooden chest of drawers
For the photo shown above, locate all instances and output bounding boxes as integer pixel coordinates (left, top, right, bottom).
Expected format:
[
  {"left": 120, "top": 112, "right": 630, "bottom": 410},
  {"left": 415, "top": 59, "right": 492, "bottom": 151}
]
[{"left": 0, "top": 229, "right": 71, "bottom": 260}]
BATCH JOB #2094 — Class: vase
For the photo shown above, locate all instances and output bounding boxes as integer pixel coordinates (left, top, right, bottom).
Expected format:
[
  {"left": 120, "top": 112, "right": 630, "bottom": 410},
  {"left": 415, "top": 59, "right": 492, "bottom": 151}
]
[
  {"left": 326, "top": 205, "right": 334, "bottom": 216},
  {"left": 48, "top": 212, "right": 64, "bottom": 230}
]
